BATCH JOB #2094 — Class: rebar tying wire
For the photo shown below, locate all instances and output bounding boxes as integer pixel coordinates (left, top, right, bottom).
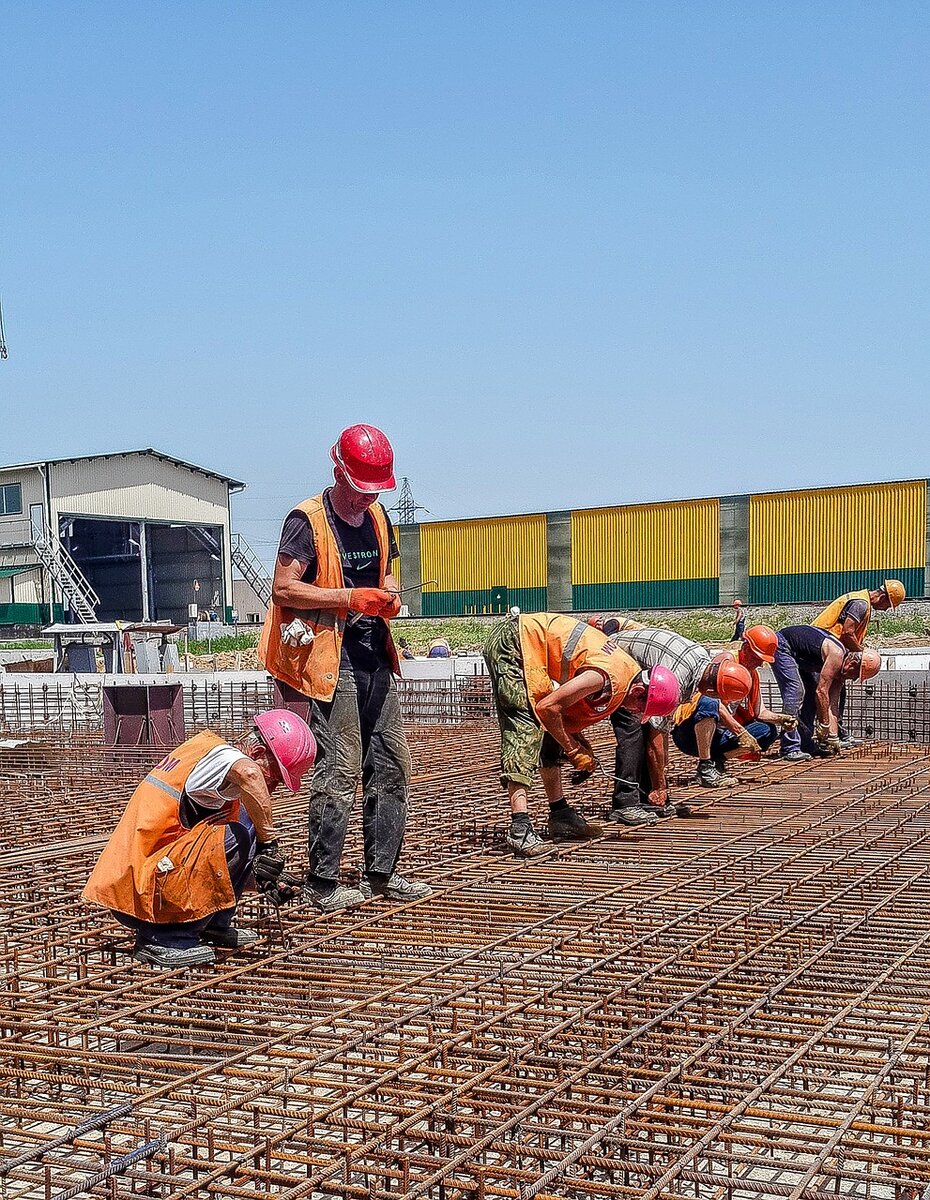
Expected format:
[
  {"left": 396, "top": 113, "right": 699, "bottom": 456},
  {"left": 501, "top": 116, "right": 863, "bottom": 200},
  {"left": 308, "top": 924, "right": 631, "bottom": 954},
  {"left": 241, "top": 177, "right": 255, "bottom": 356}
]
[{"left": 0, "top": 1102, "right": 133, "bottom": 1177}]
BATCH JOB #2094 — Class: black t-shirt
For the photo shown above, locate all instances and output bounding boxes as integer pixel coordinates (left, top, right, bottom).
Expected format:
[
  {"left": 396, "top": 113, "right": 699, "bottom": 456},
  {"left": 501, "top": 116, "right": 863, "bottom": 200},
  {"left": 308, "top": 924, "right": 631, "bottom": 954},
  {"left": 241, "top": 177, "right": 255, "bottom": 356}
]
[
  {"left": 779, "top": 625, "right": 841, "bottom": 672},
  {"left": 277, "top": 492, "right": 398, "bottom": 670}
]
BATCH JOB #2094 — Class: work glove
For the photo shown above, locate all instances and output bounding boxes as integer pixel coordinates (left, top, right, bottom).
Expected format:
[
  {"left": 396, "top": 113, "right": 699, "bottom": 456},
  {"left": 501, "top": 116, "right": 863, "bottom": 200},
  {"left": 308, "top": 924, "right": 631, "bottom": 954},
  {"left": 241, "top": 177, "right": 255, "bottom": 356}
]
[
  {"left": 567, "top": 741, "right": 597, "bottom": 778},
  {"left": 774, "top": 712, "right": 798, "bottom": 732},
  {"left": 348, "top": 588, "right": 396, "bottom": 617},
  {"left": 280, "top": 617, "right": 315, "bottom": 648},
  {"left": 735, "top": 728, "right": 762, "bottom": 757},
  {"left": 814, "top": 722, "right": 841, "bottom": 754},
  {"left": 261, "top": 870, "right": 302, "bottom": 907},
  {"left": 253, "top": 840, "right": 286, "bottom": 889}
]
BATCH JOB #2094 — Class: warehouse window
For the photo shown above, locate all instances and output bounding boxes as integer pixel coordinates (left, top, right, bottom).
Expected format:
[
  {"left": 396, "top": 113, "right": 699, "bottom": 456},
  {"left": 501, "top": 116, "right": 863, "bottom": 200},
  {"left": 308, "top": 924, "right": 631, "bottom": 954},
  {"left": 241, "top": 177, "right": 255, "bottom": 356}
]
[{"left": 0, "top": 484, "right": 22, "bottom": 516}]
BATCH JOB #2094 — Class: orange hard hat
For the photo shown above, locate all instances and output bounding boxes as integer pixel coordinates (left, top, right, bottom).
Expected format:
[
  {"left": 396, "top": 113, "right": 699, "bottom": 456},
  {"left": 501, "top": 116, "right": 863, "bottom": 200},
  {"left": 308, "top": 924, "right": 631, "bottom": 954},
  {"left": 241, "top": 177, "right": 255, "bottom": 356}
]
[
  {"left": 883, "top": 579, "right": 905, "bottom": 609},
  {"left": 856, "top": 649, "right": 882, "bottom": 681},
  {"left": 331, "top": 424, "right": 396, "bottom": 493},
  {"left": 742, "top": 624, "right": 777, "bottom": 664},
  {"left": 711, "top": 659, "right": 753, "bottom": 705}
]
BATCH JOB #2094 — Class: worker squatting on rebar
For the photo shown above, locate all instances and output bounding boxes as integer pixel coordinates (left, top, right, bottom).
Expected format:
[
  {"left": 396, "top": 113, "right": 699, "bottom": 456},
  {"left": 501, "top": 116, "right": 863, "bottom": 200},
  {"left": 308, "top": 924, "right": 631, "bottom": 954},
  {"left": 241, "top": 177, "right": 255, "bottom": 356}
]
[{"left": 82, "top": 710, "right": 317, "bottom": 969}]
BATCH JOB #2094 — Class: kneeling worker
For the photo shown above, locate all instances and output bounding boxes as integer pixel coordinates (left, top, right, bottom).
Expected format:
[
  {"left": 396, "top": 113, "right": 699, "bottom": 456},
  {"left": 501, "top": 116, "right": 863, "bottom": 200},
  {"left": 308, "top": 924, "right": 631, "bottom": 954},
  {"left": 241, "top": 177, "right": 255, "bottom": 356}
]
[
  {"left": 83, "top": 710, "right": 317, "bottom": 968},
  {"left": 484, "top": 612, "right": 680, "bottom": 856},
  {"left": 672, "top": 624, "right": 797, "bottom": 785}
]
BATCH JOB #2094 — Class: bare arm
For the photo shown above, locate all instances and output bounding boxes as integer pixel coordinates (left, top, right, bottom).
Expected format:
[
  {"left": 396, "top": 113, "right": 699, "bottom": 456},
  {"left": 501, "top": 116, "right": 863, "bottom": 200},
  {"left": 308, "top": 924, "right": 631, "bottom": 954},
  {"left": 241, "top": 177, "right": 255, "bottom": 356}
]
[
  {"left": 224, "top": 759, "right": 277, "bottom": 843},
  {"left": 271, "top": 555, "right": 350, "bottom": 612},
  {"left": 837, "top": 618, "right": 863, "bottom": 652},
  {"left": 817, "top": 647, "right": 845, "bottom": 733},
  {"left": 717, "top": 704, "right": 744, "bottom": 736},
  {"left": 535, "top": 669, "right": 606, "bottom": 754}
]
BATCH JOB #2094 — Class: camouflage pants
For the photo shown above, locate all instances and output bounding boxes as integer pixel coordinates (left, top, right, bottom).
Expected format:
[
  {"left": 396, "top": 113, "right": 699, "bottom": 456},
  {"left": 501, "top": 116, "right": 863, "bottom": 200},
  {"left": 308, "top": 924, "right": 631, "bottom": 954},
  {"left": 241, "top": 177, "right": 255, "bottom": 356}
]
[{"left": 483, "top": 617, "right": 561, "bottom": 788}]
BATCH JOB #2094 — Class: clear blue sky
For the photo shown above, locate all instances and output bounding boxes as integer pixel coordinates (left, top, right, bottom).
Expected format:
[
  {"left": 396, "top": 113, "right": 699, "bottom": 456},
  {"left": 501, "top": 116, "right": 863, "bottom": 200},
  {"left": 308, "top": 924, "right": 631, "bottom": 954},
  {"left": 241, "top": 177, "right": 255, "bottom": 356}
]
[{"left": 3, "top": 3, "right": 929, "bottom": 565}]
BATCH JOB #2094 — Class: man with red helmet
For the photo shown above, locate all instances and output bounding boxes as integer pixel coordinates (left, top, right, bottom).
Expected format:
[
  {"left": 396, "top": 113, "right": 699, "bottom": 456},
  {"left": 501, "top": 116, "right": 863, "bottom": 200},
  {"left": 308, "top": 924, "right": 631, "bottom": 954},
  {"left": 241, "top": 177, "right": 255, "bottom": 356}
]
[
  {"left": 259, "top": 425, "right": 430, "bottom": 911},
  {"left": 593, "top": 616, "right": 753, "bottom": 824},
  {"left": 484, "top": 612, "right": 680, "bottom": 856},
  {"left": 83, "top": 710, "right": 316, "bottom": 969},
  {"left": 672, "top": 618, "right": 797, "bottom": 786}
]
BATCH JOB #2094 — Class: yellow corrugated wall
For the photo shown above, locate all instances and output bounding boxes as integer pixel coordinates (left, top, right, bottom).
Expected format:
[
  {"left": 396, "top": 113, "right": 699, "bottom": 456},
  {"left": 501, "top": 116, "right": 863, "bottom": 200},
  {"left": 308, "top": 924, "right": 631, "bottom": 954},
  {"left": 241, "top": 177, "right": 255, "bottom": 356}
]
[
  {"left": 749, "top": 481, "right": 926, "bottom": 576},
  {"left": 420, "top": 514, "right": 548, "bottom": 591},
  {"left": 571, "top": 499, "right": 719, "bottom": 585}
]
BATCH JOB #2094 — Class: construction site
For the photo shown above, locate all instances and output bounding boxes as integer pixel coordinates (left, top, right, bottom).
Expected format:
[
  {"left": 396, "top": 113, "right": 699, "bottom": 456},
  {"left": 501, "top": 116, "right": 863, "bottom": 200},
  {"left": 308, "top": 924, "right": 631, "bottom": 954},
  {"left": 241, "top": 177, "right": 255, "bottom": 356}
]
[{"left": 3, "top": 676, "right": 930, "bottom": 1200}]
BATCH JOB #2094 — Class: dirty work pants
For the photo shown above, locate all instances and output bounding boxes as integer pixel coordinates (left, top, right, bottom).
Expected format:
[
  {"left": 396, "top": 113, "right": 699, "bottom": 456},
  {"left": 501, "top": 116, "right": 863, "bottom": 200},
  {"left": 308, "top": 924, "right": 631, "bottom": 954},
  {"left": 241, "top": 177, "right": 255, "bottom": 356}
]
[
  {"left": 672, "top": 697, "right": 779, "bottom": 761},
  {"left": 771, "top": 647, "right": 820, "bottom": 755},
  {"left": 609, "top": 707, "right": 651, "bottom": 809},
  {"left": 114, "top": 817, "right": 256, "bottom": 950},
  {"left": 304, "top": 661, "right": 411, "bottom": 885}
]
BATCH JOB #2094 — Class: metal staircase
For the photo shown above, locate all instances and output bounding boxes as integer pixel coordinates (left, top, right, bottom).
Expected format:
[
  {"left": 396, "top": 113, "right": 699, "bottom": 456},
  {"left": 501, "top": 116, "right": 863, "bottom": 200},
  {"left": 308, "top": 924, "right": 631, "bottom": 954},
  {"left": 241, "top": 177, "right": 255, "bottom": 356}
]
[
  {"left": 31, "top": 517, "right": 100, "bottom": 624},
  {"left": 231, "top": 532, "right": 272, "bottom": 609}
]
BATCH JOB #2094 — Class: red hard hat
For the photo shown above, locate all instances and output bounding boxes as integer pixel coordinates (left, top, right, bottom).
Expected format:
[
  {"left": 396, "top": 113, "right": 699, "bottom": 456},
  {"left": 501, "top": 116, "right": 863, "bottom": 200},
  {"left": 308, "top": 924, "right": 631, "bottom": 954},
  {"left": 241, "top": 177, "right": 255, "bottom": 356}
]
[
  {"left": 742, "top": 624, "right": 777, "bottom": 664},
  {"left": 252, "top": 709, "right": 317, "bottom": 793},
  {"left": 713, "top": 660, "right": 753, "bottom": 705},
  {"left": 331, "top": 424, "right": 396, "bottom": 493},
  {"left": 641, "top": 664, "right": 681, "bottom": 723},
  {"left": 857, "top": 649, "right": 882, "bottom": 681}
]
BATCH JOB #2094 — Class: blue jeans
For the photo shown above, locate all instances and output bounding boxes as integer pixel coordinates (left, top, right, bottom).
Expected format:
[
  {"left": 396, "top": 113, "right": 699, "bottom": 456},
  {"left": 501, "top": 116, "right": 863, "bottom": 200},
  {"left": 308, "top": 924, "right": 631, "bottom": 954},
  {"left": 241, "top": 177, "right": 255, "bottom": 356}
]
[
  {"left": 672, "top": 696, "right": 778, "bottom": 762},
  {"left": 115, "top": 817, "right": 256, "bottom": 950},
  {"left": 771, "top": 642, "right": 820, "bottom": 755}
]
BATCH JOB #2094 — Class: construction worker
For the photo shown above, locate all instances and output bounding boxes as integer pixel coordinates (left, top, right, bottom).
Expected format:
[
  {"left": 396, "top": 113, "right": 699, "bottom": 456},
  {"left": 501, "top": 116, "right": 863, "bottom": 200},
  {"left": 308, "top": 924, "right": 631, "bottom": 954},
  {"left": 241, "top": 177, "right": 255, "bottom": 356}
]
[
  {"left": 427, "top": 636, "right": 452, "bottom": 658},
  {"left": 258, "top": 424, "right": 431, "bottom": 911},
  {"left": 672, "top": 624, "right": 797, "bottom": 785},
  {"left": 484, "top": 612, "right": 680, "bottom": 856},
  {"left": 812, "top": 580, "right": 904, "bottom": 747},
  {"left": 590, "top": 617, "right": 752, "bottom": 824},
  {"left": 83, "top": 711, "right": 316, "bottom": 968},
  {"left": 772, "top": 625, "right": 882, "bottom": 758}
]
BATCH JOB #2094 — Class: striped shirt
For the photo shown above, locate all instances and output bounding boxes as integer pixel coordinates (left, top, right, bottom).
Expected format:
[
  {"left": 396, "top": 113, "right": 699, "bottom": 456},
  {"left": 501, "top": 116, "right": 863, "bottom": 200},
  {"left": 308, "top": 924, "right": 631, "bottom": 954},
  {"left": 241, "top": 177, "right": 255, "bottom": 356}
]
[{"left": 605, "top": 619, "right": 711, "bottom": 730}]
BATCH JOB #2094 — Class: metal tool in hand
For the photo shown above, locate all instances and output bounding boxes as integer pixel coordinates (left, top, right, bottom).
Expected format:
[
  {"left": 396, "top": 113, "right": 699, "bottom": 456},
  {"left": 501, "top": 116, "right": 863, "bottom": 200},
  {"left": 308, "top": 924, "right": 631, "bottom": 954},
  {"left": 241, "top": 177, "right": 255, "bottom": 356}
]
[
  {"left": 258, "top": 871, "right": 302, "bottom": 949},
  {"left": 346, "top": 579, "right": 438, "bottom": 626}
]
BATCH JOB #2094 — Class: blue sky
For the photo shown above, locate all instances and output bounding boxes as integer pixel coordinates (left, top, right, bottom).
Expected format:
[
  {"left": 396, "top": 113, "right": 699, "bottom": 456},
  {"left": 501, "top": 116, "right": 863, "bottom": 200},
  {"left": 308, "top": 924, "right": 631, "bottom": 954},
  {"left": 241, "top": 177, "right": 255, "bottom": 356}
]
[{"left": 3, "top": 3, "right": 929, "bottom": 565}]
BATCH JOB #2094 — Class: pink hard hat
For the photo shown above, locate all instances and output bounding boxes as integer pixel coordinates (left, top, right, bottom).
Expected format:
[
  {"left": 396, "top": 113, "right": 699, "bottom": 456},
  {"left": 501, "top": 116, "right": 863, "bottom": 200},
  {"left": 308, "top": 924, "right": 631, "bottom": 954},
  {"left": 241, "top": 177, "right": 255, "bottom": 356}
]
[
  {"left": 252, "top": 709, "right": 317, "bottom": 793},
  {"left": 640, "top": 664, "right": 681, "bottom": 723}
]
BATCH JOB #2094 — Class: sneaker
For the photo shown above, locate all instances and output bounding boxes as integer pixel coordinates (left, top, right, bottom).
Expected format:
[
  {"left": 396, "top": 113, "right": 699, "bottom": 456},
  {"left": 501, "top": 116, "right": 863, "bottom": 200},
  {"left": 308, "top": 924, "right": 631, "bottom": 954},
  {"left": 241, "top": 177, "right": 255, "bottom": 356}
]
[
  {"left": 606, "top": 805, "right": 657, "bottom": 827},
  {"left": 133, "top": 942, "right": 215, "bottom": 968},
  {"left": 202, "top": 926, "right": 260, "bottom": 949},
  {"left": 697, "top": 762, "right": 728, "bottom": 788},
  {"left": 505, "top": 821, "right": 548, "bottom": 857},
  {"left": 359, "top": 873, "right": 434, "bottom": 901},
  {"left": 302, "top": 883, "right": 366, "bottom": 912},
  {"left": 712, "top": 762, "right": 740, "bottom": 787},
  {"left": 838, "top": 736, "right": 863, "bottom": 749},
  {"left": 643, "top": 802, "right": 675, "bottom": 819},
  {"left": 674, "top": 802, "right": 694, "bottom": 818},
  {"left": 782, "top": 750, "right": 812, "bottom": 763},
  {"left": 548, "top": 805, "right": 603, "bottom": 841}
]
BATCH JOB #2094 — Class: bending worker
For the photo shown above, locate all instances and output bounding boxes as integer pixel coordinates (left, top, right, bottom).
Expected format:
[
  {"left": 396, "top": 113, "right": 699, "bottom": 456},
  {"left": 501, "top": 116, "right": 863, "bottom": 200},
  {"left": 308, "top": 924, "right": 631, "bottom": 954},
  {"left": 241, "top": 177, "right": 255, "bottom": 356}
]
[
  {"left": 812, "top": 579, "right": 904, "bottom": 748},
  {"left": 484, "top": 612, "right": 680, "bottom": 856},
  {"left": 83, "top": 710, "right": 316, "bottom": 969},
  {"left": 672, "top": 623, "right": 797, "bottom": 786},
  {"left": 590, "top": 617, "right": 752, "bottom": 825},
  {"left": 773, "top": 624, "right": 881, "bottom": 758},
  {"left": 259, "top": 424, "right": 431, "bottom": 912}
]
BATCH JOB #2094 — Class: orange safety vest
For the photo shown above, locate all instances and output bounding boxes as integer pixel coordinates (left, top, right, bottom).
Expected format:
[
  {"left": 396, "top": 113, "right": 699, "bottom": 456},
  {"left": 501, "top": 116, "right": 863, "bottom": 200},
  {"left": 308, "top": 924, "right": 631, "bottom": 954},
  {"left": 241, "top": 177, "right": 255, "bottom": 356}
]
[
  {"left": 258, "top": 492, "right": 399, "bottom": 701},
  {"left": 83, "top": 731, "right": 240, "bottom": 923},
  {"left": 518, "top": 613, "right": 640, "bottom": 733},
  {"left": 812, "top": 589, "right": 871, "bottom": 645}
]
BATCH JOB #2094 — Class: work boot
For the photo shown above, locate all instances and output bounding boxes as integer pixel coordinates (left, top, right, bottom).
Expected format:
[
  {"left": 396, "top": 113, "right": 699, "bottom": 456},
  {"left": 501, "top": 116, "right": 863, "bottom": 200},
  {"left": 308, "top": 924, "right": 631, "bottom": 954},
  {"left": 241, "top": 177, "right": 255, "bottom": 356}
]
[
  {"left": 712, "top": 759, "right": 740, "bottom": 786},
  {"left": 548, "top": 802, "right": 603, "bottom": 841},
  {"left": 505, "top": 817, "right": 547, "bottom": 857},
  {"left": 133, "top": 942, "right": 215, "bottom": 968},
  {"left": 838, "top": 736, "right": 863, "bottom": 749},
  {"left": 643, "top": 801, "right": 675, "bottom": 819},
  {"left": 606, "top": 805, "right": 657, "bottom": 827},
  {"left": 302, "top": 883, "right": 366, "bottom": 913},
  {"left": 782, "top": 750, "right": 812, "bottom": 763},
  {"left": 696, "top": 761, "right": 728, "bottom": 788},
  {"left": 360, "top": 873, "right": 434, "bottom": 901},
  {"left": 202, "top": 926, "right": 260, "bottom": 949}
]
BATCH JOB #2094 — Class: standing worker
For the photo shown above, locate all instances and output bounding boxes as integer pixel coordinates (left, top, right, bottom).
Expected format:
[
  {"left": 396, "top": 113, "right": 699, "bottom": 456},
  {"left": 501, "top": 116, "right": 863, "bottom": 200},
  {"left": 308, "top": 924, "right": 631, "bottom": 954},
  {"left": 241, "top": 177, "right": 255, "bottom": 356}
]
[
  {"left": 484, "top": 612, "right": 680, "bottom": 856},
  {"left": 812, "top": 580, "right": 904, "bottom": 747},
  {"left": 83, "top": 711, "right": 316, "bottom": 968},
  {"left": 259, "top": 425, "right": 431, "bottom": 911},
  {"left": 773, "top": 625, "right": 881, "bottom": 758},
  {"left": 672, "top": 624, "right": 797, "bottom": 785},
  {"left": 591, "top": 617, "right": 752, "bottom": 824}
]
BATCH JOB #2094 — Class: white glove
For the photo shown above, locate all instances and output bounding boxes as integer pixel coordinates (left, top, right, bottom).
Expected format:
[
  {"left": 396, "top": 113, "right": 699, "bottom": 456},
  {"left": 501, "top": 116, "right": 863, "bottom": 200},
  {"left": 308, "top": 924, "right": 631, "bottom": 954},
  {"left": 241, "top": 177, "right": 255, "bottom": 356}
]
[{"left": 280, "top": 618, "right": 315, "bottom": 648}]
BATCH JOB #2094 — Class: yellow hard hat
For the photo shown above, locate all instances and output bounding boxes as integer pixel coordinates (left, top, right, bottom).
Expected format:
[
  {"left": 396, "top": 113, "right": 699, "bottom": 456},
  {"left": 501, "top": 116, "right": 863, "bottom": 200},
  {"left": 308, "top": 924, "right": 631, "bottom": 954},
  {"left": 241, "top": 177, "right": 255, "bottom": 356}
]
[{"left": 883, "top": 579, "right": 905, "bottom": 609}]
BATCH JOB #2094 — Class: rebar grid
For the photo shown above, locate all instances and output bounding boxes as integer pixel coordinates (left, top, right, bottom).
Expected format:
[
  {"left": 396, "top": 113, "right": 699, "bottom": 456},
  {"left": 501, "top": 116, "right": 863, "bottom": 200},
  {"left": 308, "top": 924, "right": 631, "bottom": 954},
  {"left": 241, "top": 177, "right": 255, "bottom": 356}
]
[{"left": 2, "top": 730, "right": 930, "bottom": 1200}]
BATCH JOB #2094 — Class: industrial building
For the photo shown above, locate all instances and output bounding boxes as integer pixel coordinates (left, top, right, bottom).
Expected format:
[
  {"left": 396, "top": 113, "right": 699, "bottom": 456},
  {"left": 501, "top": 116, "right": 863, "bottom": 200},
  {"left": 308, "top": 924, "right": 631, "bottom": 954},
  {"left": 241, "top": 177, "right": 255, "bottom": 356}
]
[
  {"left": 399, "top": 476, "right": 930, "bottom": 615},
  {"left": 0, "top": 449, "right": 246, "bottom": 627}
]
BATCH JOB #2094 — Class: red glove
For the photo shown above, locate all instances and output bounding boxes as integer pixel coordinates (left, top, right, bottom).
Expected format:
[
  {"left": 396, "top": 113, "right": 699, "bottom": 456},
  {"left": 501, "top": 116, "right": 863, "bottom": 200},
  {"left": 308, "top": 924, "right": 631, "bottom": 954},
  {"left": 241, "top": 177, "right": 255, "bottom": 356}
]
[
  {"left": 380, "top": 591, "right": 401, "bottom": 618},
  {"left": 348, "top": 588, "right": 395, "bottom": 616}
]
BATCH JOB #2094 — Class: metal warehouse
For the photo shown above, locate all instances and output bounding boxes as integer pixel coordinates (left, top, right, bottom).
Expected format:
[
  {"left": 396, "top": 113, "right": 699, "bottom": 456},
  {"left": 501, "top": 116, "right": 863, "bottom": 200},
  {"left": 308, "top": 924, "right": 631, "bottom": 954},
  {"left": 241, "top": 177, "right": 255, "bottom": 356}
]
[
  {"left": 399, "top": 477, "right": 929, "bottom": 615},
  {"left": 0, "top": 449, "right": 244, "bottom": 627}
]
